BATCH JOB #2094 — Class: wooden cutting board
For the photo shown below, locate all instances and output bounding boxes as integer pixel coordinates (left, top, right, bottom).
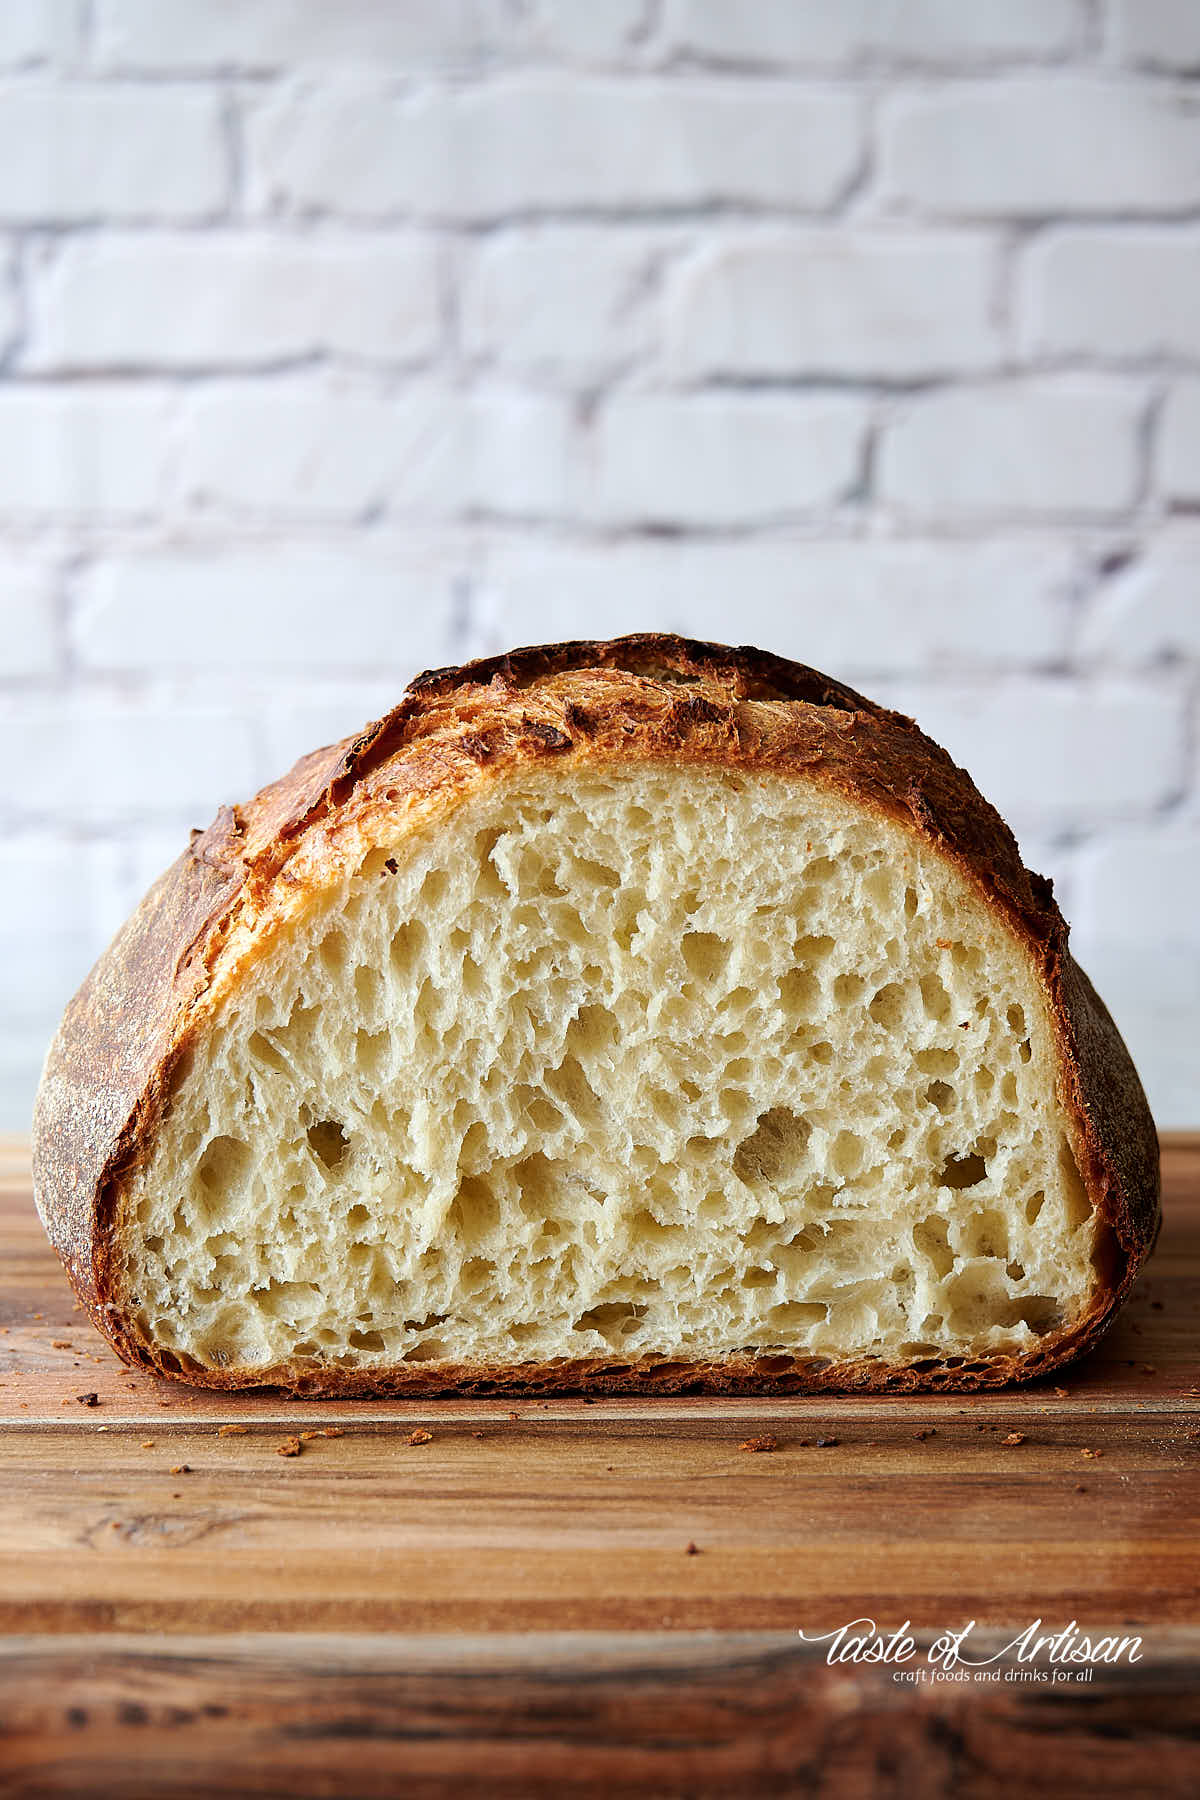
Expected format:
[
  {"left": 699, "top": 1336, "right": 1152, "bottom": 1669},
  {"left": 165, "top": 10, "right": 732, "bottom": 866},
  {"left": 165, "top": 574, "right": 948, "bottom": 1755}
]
[{"left": 1, "top": 1134, "right": 1198, "bottom": 1797}]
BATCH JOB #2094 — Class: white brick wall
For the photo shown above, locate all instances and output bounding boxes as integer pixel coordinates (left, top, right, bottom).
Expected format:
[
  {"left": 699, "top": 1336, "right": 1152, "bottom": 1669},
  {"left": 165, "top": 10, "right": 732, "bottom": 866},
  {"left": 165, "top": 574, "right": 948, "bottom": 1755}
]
[{"left": 0, "top": 2, "right": 1197, "bottom": 1130}]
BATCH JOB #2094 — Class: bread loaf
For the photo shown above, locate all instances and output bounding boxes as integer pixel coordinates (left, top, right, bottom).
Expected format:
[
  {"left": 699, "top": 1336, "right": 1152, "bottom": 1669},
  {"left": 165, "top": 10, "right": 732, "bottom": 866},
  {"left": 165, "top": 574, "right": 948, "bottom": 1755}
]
[{"left": 33, "top": 635, "right": 1160, "bottom": 1394}]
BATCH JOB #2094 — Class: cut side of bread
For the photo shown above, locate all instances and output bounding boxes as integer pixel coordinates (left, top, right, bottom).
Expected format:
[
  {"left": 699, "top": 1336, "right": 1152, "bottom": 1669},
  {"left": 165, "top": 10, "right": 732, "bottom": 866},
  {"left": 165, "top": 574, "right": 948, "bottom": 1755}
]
[{"left": 33, "top": 635, "right": 1159, "bottom": 1394}]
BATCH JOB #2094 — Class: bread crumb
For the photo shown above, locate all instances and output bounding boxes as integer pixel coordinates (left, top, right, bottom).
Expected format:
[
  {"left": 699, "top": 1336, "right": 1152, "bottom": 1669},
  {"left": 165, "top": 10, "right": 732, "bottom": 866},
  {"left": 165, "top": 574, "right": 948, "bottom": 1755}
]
[
  {"left": 1001, "top": 1432, "right": 1026, "bottom": 1446},
  {"left": 140, "top": 1440, "right": 155, "bottom": 1449},
  {"left": 685, "top": 1541, "right": 700, "bottom": 1555},
  {"left": 1081, "top": 1447, "right": 1103, "bottom": 1459},
  {"left": 169, "top": 1464, "right": 190, "bottom": 1475},
  {"left": 277, "top": 1437, "right": 303, "bottom": 1457},
  {"left": 408, "top": 1428, "right": 433, "bottom": 1446},
  {"left": 1075, "top": 1483, "right": 1087, "bottom": 1493},
  {"left": 1052, "top": 1387, "right": 1069, "bottom": 1399},
  {"left": 51, "top": 1340, "right": 72, "bottom": 1350},
  {"left": 936, "top": 938, "right": 953, "bottom": 950},
  {"left": 1150, "top": 1300, "right": 1164, "bottom": 1311},
  {"left": 816, "top": 1436, "right": 839, "bottom": 1448},
  {"left": 1141, "top": 1364, "right": 1158, "bottom": 1375},
  {"left": 218, "top": 1424, "right": 248, "bottom": 1437},
  {"left": 75, "top": 1391, "right": 99, "bottom": 1407},
  {"left": 739, "top": 1434, "right": 779, "bottom": 1453},
  {"left": 913, "top": 1428, "right": 936, "bottom": 1441},
  {"left": 472, "top": 1431, "right": 485, "bottom": 1439}
]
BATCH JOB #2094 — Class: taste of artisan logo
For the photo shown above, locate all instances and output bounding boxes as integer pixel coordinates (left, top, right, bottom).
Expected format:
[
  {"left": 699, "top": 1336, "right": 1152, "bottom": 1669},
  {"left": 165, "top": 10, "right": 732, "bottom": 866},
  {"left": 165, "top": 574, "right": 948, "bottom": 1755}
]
[{"left": 799, "top": 1618, "right": 1144, "bottom": 1684}]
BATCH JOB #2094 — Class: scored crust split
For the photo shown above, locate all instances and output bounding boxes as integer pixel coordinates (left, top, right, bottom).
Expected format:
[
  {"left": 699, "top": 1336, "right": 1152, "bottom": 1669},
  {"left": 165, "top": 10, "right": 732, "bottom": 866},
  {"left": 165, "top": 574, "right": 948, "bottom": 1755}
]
[{"left": 32, "top": 634, "right": 1160, "bottom": 1395}]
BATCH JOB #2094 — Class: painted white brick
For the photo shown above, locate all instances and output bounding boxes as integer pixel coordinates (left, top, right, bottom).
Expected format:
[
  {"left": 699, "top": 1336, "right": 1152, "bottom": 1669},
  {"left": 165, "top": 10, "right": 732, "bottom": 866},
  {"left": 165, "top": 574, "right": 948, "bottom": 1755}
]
[
  {"left": 1080, "top": 536, "right": 1200, "bottom": 662},
  {"left": 95, "top": 0, "right": 473, "bottom": 69},
  {"left": 664, "top": 0, "right": 1085, "bottom": 65},
  {"left": 4, "top": 577, "right": 59, "bottom": 677},
  {"left": 865, "top": 678, "right": 1182, "bottom": 831},
  {"left": 1076, "top": 832, "right": 1200, "bottom": 943},
  {"left": 25, "top": 234, "right": 442, "bottom": 372},
  {"left": 590, "top": 393, "right": 866, "bottom": 526},
  {"left": 1110, "top": 0, "right": 1200, "bottom": 71},
  {"left": 0, "top": 701, "right": 258, "bottom": 822},
  {"left": 878, "top": 381, "right": 1143, "bottom": 519},
  {"left": 0, "top": 387, "right": 171, "bottom": 518},
  {"left": 75, "top": 548, "right": 460, "bottom": 672},
  {"left": 668, "top": 231, "right": 1002, "bottom": 379},
  {"left": 0, "top": 837, "right": 92, "bottom": 953},
  {"left": 475, "top": 537, "right": 1075, "bottom": 672},
  {"left": 484, "top": 0, "right": 647, "bottom": 60},
  {"left": 0, "top": 838, "right": 100, "bottom": 1106},
  {"left": 1021, "top": 228, "right": 1200, "bottom": 361},
  {"left": 248, "top": 77, "right": 863, "bottom": 219},
  {"left": 461, "top": 228, "right": 657, "bottom": 379},
  {"left": 0, "top": 834, "right": 139, "bottom": 1128},
  {"left": 881, "top": 79, "right": 1200, "bottom": 217},
  {"left": 175, "top": 381, "right": 579, "bottom": 520},
  {"left": 0, "top": 0, "right": 80, "bottom": 66},
  {"left": 1158, "top": 379, "right": 1200, "bottom": 502},
  {"left": 0, "top": 86, "right": 227, "bottom": 223}
]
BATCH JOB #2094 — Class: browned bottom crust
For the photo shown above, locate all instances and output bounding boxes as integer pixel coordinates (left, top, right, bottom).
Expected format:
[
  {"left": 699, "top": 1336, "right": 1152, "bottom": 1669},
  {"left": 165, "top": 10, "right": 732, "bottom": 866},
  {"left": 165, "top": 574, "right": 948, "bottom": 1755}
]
[{"left": 125, "top": 1335, "right": 1112, "bottom": 1399}]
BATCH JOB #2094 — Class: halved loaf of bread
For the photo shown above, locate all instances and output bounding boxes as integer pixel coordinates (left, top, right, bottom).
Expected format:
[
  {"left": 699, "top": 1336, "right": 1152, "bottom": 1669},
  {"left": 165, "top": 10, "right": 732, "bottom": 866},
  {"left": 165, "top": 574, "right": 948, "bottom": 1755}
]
[{"left": 33, "top": 635, "right": 1159, "bottom": 1394}]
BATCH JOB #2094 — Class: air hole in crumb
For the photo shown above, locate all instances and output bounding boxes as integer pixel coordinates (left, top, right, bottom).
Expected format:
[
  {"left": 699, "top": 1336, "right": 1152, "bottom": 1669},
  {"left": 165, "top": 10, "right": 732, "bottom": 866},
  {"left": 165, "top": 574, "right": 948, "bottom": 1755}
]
[
  {"left": 868, "top": 983, "right": 906, "bottom": 1027},
  {"left": 733, "top": 1107, "right": 811, "bottom": 1185},
  {"left": 574, "top": 1301, "right": 647, "bottom": 1342},
  {"left": 939, "top": 1151, "right": 987, "bottom": 1190},
  {"left": 1059, "top": 1138, "right": 1092, "bottom": 1229},
  {"left": 197, "top": 1136, "right": 251, "bottom": 1193},
  {"left": 913, "top": 1216, "right": 954, "bottom": 1279},
  {"left": 306, "top": 1120, "right": 348, "bottom": 1172},
  {"left": 681, "top": 931, "right": 732, "bottom": 984}
]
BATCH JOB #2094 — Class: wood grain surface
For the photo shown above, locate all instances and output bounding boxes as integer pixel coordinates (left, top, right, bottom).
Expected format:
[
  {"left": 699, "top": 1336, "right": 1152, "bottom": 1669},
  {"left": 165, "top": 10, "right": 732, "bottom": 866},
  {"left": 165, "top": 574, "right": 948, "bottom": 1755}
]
[{"left": 2, "top": 1135, "right": 1198, "bottom": 1796}]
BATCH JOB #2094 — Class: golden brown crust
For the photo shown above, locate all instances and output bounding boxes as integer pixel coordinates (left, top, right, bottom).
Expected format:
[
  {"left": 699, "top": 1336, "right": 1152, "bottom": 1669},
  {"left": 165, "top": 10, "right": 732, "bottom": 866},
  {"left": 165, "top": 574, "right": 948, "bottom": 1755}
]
[{"left": 31, "top": 633, "right": 1161, "bottom": 1395}]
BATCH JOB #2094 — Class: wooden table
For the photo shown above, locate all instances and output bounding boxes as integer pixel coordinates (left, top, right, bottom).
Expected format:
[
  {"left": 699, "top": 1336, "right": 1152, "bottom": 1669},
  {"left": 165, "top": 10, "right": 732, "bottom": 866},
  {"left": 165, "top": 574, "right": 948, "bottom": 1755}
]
[{"left": 1, "top": 1135, "right": 1197, "bottom": 1796}]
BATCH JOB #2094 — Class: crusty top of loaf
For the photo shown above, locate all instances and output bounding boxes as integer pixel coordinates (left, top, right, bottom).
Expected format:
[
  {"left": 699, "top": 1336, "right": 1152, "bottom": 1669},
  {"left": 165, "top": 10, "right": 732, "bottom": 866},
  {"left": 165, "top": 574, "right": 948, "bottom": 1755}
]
[{"left": 32, "top": 633, "right": 1159, "bottom": 1382}]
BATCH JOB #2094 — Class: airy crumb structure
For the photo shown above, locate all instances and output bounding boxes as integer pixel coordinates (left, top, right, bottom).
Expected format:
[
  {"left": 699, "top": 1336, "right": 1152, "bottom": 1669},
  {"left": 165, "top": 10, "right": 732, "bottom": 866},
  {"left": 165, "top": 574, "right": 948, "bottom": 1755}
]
[{"left": 119, "top": 762, "right": 1099, "bottom": 1383}]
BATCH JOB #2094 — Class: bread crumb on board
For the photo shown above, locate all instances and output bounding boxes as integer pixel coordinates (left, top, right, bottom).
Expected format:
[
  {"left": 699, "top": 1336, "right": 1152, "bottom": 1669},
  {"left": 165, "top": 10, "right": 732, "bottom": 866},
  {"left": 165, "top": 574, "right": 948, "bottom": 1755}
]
[
  {"left": 408, "top": 1428, "right": 434, "bottom": 1446},
  {"left": 1002, "top": 1432, "right": 1027, "bottom": 1446},
  {"left": 276, "top": 1437, "right": 303, "bottom": 1457},
  {"left": 217, "top": 1423, "right": 249, "bottom": 1437},
  {"left": 739, "top": 1434, "right": 779, "bottom": 1453},
  {"left": 169, "top": 1464, "right": 190, "bottom": 1475}
]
